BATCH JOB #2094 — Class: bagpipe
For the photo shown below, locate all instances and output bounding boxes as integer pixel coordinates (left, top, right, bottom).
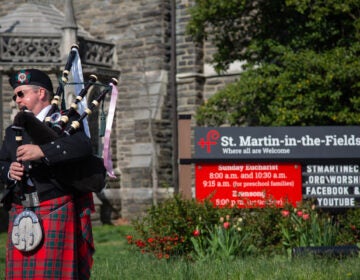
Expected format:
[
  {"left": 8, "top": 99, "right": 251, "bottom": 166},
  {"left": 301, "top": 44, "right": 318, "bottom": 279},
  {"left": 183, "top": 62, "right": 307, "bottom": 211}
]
[{"left": 11, "top": 44, "right": 119, "bottom": 193}]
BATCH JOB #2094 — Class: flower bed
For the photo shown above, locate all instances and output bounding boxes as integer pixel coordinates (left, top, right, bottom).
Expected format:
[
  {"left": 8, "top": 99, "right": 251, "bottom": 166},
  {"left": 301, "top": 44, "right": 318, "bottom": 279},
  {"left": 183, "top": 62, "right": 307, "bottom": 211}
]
[{"left": 127, "top": 195, "right": 360, "bottom": 260}]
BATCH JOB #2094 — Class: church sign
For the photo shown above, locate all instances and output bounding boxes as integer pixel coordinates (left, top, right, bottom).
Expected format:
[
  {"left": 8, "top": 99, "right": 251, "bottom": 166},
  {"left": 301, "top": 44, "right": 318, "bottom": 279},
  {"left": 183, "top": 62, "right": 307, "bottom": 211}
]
[{"left": 194, "top": 126, "right": 360, "bottom": 209}]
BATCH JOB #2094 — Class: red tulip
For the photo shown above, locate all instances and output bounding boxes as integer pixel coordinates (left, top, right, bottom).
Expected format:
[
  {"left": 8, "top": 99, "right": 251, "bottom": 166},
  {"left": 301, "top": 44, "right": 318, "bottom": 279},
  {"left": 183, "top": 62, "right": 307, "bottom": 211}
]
[
  {"left": 223, "top": 222, "right": 230, "bottom": 229},
  {"left": 302, "top": 213, "right": 310, "bottom": 220},
  {"left": 281, "top": 210, "right": 290, "bottom": 217}
]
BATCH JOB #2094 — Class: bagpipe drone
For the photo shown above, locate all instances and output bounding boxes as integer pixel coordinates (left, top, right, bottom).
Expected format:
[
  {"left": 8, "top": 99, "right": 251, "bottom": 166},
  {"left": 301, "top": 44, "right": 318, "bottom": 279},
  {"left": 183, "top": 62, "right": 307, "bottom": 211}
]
[{"left": 11, "top": 44, "right": 119, "bottom": 193}]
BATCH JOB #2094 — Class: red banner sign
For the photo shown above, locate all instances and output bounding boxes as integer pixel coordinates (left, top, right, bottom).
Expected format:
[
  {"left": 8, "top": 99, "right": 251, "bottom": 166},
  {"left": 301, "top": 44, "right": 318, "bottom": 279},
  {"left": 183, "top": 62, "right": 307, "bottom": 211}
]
[{"left": 195, "top": 163, "right": 302, "bottom": 208}]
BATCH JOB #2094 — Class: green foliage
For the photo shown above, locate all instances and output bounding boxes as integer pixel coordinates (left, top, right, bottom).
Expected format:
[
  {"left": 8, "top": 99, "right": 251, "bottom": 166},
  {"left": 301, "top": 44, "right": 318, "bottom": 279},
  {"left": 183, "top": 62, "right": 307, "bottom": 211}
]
[
  {"left": 240, "top": 206, "right": 284, "bottom": 255},
  {"left": 188, "top": 0, "right": 360, "bottom": 126},
  {"left": 190, "top": 215, "right": 253, "bottom": 261},
  {"left": 90, "top": 225, "right": 360, "bottom": 280},
  {"left": 0, "top": 228, "right": 6, "bottom": 267},
  {"left": 196, "top": 45, "right": 360, "bottom": 126},
  {"left": 129, "top": 195, "right": 233, "bottom": 258},
  {"left": 335, "top": 208, "right": 360, "bottom": 245},
  {"left": 128, "top": 196, "right": 360, "bottom": 260},
  {"left": 187, "top": 0, "right": 360, "bottom": 70},
  {"left": 278, "top": 201, "right": 340, "bottom": 257}
]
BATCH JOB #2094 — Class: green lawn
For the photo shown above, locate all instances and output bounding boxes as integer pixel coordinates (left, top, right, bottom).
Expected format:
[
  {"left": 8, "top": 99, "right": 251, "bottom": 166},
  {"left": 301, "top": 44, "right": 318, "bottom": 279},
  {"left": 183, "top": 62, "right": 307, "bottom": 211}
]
[{"left": 1, "top": 225, "right": 360, "bottom": 279}]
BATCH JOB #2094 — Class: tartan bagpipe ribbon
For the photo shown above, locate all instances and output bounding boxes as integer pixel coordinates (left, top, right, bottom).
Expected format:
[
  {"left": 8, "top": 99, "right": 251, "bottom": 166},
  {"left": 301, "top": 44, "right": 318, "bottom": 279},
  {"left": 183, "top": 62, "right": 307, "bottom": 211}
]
[{"left": 70, "top": 47, "right": 118, "bottom": 178}]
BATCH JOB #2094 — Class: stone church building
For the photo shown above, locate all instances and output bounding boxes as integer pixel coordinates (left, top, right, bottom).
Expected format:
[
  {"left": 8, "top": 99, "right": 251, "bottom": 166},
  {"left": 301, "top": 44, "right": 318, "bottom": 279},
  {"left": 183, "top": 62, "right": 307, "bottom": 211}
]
[{"left": 0, "top": 0, "right": 241, "bottom": 224}]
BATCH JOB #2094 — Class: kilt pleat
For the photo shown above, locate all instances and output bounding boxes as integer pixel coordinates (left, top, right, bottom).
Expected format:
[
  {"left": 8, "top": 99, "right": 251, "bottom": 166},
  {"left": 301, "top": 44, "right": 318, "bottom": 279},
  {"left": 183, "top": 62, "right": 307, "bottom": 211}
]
[
  {"left": 75, "top": 193, "right": 95, "bottom": 280},
  {"left": 6, "top": 194, "right": 94, "bottom": 280}
]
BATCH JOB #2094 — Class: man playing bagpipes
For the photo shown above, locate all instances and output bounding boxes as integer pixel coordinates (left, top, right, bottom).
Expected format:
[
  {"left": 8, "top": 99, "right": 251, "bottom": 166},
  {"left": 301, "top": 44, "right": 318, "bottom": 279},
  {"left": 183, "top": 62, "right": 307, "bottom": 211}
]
[{"left": 0, "top": 68, "right": 99, "bottom": 279}]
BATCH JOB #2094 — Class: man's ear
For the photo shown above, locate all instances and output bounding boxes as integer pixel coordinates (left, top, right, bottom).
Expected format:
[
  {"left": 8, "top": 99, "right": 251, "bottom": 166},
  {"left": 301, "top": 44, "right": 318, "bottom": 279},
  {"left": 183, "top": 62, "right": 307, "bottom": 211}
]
[{"left": 38, "top": 88, "right": 48, "bottom": 101}]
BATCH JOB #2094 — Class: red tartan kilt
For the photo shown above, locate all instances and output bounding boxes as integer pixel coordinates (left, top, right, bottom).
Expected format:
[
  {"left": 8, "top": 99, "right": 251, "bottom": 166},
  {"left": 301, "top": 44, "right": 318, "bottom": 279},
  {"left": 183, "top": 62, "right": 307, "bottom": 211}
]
[{"left": 6, "top": 194, "right": 94, "bottom": 280}]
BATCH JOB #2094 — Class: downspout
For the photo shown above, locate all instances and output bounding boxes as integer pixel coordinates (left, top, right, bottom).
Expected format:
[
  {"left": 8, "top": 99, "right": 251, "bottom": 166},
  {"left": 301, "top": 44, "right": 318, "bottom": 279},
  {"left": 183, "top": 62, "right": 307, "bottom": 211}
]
[{"left": 170, "top": 0, "right": 179, "bottom": 193}]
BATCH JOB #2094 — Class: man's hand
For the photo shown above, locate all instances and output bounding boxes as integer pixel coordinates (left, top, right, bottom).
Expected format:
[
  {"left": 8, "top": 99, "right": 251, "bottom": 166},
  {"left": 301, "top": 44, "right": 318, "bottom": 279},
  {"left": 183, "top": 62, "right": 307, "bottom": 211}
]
[
  {"left": 9, "top": 162, "right": 24, "bottom": 181},
  {"left": 16, "top": 144, "right": 45, "bottom": 162}
]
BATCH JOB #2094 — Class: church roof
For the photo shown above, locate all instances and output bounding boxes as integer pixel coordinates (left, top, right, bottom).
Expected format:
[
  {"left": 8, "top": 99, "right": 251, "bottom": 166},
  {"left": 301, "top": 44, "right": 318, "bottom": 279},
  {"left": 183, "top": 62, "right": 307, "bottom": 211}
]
[{"left": 0, "top": 2, "right": 92, "bottom": 38}]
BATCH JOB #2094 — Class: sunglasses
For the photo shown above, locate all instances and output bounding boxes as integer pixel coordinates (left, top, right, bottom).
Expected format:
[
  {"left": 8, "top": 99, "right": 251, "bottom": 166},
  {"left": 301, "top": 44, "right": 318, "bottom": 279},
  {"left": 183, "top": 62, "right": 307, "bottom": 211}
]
[
  {"left": 12, "top": 91, "right": 25, "bottom": 102},
  {"left": 12, "top": 88, "right": 39, "bottom": 102}
]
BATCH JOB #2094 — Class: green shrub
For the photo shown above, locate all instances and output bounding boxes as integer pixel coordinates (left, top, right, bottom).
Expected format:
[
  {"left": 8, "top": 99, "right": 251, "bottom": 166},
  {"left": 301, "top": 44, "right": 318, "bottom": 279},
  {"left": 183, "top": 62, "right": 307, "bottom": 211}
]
[
  {"left": 239, "top": 206, "right": 284, "bottom": 256},
  {"left": 278, "top": 201, "right": 340, "bottom": 257},
  {"left": 128, "top": 195, "right": 234, "bottom": 258},
  {"left": 335, "top": 208, "right": 360, "bottom": 245},
  {"left": 190, "top": 214, "right": 254, "bottom": 261},
  {"left": 127, "top": 195, "right": 359, "bottom": 260}
]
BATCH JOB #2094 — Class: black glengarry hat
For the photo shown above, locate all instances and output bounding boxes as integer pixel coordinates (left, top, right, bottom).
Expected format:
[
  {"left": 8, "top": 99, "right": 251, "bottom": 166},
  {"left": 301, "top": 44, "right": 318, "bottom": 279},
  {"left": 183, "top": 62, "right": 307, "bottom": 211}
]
[{"left": 9, "top": 69, "right": 53, "bottom": 93}]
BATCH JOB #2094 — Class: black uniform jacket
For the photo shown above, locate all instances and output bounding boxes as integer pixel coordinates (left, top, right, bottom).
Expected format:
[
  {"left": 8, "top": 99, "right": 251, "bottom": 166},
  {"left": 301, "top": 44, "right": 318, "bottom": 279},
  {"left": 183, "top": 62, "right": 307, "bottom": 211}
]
[{"left": 0, "top": 110, "right": 93, "bottom": 205}]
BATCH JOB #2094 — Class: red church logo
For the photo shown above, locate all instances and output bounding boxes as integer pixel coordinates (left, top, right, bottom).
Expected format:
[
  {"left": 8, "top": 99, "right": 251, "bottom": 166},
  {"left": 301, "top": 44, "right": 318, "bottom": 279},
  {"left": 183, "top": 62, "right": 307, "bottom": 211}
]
[{"left": 197, "top": 130, "right": 220, "bottom": 153}]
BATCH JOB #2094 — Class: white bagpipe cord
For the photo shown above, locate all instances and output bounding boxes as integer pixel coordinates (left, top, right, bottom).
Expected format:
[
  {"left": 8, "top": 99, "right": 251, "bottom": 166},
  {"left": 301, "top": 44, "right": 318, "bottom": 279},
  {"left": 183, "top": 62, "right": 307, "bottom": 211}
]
[
  {"left": 70, "top": 47, "right": 91, "bottom": 138},
  {"left": 102, "top": 82, "right": 118, "bottom": 178}
]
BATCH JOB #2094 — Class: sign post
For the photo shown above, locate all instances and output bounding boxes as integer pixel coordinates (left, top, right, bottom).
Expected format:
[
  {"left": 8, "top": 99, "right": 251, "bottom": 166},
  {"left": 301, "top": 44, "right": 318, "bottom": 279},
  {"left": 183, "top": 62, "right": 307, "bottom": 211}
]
[{"left": 178, "top": 115, "right": 192, "bottom": 199}]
